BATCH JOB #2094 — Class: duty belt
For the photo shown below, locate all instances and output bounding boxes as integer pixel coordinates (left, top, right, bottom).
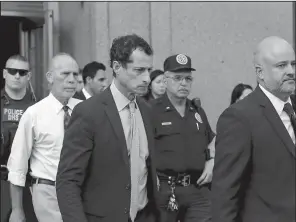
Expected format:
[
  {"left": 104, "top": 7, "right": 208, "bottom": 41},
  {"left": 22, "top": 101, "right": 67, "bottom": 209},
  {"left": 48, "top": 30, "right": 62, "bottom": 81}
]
[{"left": 157, "top": 171, "right": 202, "bottom": 187}]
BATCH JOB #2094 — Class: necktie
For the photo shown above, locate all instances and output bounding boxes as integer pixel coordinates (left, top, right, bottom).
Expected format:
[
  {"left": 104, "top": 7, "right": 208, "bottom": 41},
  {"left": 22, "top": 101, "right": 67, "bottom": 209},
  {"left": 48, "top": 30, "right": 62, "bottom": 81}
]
[
  {"left": 283, "top": 103, "right": 296, "bottom": 140},
  {"left": 63, "top": 105, "right": 71, "bottom": 129},
  {"left": 128, "top": 101, "right": 140, "bottom": 221}
]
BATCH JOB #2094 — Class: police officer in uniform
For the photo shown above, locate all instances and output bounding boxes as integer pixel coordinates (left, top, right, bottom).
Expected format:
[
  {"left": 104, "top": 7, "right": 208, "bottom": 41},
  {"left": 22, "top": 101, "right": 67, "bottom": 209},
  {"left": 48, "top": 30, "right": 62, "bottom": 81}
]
[
  {"left": 1, "top": 54, "right": 38, "bottom": 222},
  {"left": 151, "top": 54, "right": 215, "bottom": 222}
]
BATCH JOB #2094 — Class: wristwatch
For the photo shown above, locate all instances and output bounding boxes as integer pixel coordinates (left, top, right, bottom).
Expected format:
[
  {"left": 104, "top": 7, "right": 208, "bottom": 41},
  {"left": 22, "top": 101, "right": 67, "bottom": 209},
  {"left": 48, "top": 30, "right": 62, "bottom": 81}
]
[{"left": 205, "top": 149, "right": 214, "bottom": 160}]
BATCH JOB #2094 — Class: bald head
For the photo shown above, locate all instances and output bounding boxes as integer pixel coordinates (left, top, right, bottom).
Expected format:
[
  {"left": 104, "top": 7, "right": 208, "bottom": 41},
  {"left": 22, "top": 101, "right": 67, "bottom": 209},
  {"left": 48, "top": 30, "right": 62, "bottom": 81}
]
[
  {"left": 253, "top": 36, "right": 295, "bottom": 101},
  {"left": 49, "top": 53, "right": 78, "bottom": 73},
  {"left": 46, "top": 53, "right": 80, "bottom": 103},
  {"left": 254, "top": 36, "right": 294, "bottom": 66}
]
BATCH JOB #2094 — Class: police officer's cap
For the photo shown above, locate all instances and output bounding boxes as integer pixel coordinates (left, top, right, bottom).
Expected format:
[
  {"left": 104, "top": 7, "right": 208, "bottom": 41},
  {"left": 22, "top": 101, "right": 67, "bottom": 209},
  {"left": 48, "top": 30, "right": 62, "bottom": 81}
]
[{"left": 163, "top": 54, "right": 196, "bottom": 72}]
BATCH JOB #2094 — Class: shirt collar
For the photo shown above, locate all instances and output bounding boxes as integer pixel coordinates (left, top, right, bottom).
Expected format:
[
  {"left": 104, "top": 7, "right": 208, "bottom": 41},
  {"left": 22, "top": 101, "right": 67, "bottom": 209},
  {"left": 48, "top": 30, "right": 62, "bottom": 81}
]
[
  {"left": 82, "top": 88, "right": 91, "bottom": 99},
  {"left": 110, "top": 80, "right": 137, "bottom": 112},
  {"left": 259, "top": 84, "right": 292, "bottom": 116},
  {"left": 48, "top": 93, "right": 77, "bottom": 114}
]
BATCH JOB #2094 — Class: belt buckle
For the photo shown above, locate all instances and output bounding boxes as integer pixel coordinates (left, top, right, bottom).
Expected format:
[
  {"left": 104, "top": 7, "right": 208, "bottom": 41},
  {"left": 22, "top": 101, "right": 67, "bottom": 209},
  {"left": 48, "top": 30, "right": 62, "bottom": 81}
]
[
  {"left": 181, "top": 175, "right": 190, "bottom": 187},
  {"left": 32, "top": 177, "right": 39, "bottom": 185},
  {"left": 0, "top": 165, "right": 7, "bottom": 169}
]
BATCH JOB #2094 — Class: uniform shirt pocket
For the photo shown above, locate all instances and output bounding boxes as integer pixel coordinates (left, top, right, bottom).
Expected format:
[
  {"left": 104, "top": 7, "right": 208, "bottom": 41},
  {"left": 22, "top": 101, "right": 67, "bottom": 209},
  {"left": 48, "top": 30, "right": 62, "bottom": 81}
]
[
  {"left": 155, "top": 123, "right": 180, "bottom": 137},
  {"left": 155, "top": 123, "right": 181, "bottom": 152}
]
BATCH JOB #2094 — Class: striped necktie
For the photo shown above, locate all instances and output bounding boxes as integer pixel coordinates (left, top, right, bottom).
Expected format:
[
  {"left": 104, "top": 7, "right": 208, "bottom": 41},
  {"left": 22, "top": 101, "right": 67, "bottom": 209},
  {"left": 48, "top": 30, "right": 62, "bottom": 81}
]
[
  {"left": 63, "top": 105, "right": 71, "bottom": 129},
  {"left": 283, "top": 103, "right": 296, "bottom": 143}
]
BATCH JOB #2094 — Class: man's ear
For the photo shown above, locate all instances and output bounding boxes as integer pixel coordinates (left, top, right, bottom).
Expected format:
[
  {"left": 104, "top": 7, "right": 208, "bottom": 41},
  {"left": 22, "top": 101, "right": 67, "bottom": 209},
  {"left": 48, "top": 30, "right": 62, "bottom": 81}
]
[
  {"left": 46, "top": 71, "right": 54, "bottom": 84},
  {"left": 3, "top": 69, "right": 7, "bottom": 79},
  {"left": 27, "top": 72, "right": 32, "bottom": 81},
  {"left": 255, "top": 64, "right": 264, "bottom": 80},
  {"left": 86, "top": 76, "right": 93, "bottom": 84},
  {"left": 112, "top": 61, "right": 121, "bottom": 77}
]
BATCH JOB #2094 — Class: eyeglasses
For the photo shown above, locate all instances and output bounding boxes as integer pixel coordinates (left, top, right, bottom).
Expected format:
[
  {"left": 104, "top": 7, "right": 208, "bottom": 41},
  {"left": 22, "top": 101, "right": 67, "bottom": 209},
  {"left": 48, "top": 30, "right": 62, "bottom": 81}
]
[
  {"left": 5, "top": 68, "right": 29, "bottom": 76},
  {"left": 166, "top": 75, "right": 194, "bottom": 83}
]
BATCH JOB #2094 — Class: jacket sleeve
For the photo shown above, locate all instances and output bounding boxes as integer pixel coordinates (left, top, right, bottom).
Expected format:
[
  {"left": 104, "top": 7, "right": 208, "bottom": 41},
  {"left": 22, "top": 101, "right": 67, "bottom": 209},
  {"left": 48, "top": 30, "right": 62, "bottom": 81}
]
[
  {"left": 56, "top": 102, "right": 94, "bottom": 222},
  {"left": 211, "top": 107, "right": 252, "bottom": 222}
]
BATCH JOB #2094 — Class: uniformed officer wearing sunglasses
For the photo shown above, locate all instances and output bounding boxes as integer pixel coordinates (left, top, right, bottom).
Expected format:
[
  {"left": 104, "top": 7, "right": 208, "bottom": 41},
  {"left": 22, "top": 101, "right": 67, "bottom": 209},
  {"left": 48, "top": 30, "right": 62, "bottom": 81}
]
[{"left": 1, "top": 54, "right": 38, "bottom": 222}]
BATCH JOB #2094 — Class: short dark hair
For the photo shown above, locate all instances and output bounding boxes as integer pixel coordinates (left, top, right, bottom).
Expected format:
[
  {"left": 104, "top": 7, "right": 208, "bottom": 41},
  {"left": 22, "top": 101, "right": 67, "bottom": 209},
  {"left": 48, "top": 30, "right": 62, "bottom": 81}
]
[
  {"left": 230, "top": 83, "right": 253, "bottom": 104},
  {"left": 82, "top": 61, "right": 106, "bottom": 84},
  {"left": 6, "top": 54, "right": 29, "bottom": 68},
  {"left": 109, "top": 34, "right": 153, "bottom": 77},
  {"left": 7, "top": 54, "right": 29, "bottom": 63}
]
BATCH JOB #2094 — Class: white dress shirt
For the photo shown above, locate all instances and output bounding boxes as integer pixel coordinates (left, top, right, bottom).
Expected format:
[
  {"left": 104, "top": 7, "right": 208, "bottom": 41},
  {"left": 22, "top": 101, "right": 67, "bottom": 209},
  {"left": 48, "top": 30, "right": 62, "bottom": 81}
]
[
  {"left": 260, "top": 84, "right": 295, "bottom": 144},
  {"left": 110, "top": 81, "right": 149, "bottom": 212},
  {"left": 7, "top": 93, "right": 82, "bottom": 187},
  {"left": 82, "top": 88, "right": 91, "bottom": 99}
]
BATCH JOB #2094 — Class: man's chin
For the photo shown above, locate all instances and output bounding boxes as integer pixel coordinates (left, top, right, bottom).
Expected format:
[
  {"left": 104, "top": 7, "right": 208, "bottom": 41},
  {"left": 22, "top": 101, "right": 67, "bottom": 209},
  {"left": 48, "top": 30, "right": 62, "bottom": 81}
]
[
  {"left": 282, "top": 85, "right": 295, "bottom": 94},
  {"left": 64, "top": 91, "right": 75, "bottom": 98},
  {"left": 135, "top": 88, "right": 148, "bottom": 96},
  {"left": 177, "top": 92, "right": 189, "bottom": 98}
]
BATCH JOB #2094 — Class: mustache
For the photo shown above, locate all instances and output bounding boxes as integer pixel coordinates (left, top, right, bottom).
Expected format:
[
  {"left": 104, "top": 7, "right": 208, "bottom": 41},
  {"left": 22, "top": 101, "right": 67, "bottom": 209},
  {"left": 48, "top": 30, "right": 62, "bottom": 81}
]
[{"left": 283, "top": 78, "right": 295, "bottom": 82}]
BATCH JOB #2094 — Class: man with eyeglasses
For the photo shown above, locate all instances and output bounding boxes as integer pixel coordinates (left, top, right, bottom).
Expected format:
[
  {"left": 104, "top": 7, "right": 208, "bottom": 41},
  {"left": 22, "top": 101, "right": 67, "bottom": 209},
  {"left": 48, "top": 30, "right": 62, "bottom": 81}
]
[
  {"left": 7, "top": 53, "right": 82, "bottom": 222},
  {"left": 1, "top": 54, "right": 38, "bottom": 222},
  {"left": 150, "top": 54, "right": 215, "bottom": 222}
]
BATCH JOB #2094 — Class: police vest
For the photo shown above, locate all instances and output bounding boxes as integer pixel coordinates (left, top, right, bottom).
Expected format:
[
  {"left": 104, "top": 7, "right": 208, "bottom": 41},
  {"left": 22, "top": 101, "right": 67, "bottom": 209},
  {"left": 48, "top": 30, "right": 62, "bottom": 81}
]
[{"left": 1, "top": 91, "right": 35, "bottom": 165}]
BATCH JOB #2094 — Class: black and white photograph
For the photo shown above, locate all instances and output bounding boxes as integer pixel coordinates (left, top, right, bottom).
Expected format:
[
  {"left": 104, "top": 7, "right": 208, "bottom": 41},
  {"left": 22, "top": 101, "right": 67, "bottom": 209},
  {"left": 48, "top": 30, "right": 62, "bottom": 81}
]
[{"left": 1, "top": 1, "right": 295, "bottom": 222}]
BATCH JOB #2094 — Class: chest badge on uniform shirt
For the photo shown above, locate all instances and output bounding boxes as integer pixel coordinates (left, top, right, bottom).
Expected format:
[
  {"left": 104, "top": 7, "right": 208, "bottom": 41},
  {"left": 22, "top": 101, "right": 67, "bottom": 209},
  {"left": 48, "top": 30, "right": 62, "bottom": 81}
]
[{"left": 195, "top": 112, "right": 203, "bottom": 123}]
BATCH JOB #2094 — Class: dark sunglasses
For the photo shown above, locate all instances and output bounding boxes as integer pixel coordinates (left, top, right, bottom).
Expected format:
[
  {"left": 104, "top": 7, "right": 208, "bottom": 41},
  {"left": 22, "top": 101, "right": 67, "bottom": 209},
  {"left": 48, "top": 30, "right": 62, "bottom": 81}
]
[{"left": 5, "top": 68, "right": 29, "bottom": 76}]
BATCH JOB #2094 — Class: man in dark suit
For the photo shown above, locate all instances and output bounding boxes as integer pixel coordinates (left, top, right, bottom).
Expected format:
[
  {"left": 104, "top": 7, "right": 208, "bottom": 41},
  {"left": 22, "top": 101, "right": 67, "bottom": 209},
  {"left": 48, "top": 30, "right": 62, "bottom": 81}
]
[
  {"left": 56, "top": 34, "right": 159, "bottom": 222},
  {"left": 73, "top": 61, "right": 108, "bottom": 100},
  {"left": 211, "top": 36, "right": 295, "bottom": 222}
]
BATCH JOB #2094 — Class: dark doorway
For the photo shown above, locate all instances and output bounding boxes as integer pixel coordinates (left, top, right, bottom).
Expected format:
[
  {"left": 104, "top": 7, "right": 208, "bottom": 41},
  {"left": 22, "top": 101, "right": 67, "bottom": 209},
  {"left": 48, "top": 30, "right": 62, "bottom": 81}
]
[{"left": 0, "top": 16, "right": 20, "bottom": 89}]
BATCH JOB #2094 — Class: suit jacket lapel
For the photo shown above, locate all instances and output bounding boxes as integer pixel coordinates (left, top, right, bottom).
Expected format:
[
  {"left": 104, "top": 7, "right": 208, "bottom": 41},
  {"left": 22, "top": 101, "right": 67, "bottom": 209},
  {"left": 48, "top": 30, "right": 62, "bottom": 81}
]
[
  {"left": 291, "top": 94, "right": 296, "bottom": 111},
  {"left": 255, "top": 87, "right": 295, "bottom": 158},
  {"left": 102, "top": 88, "right": 129, "bottom": 165}
]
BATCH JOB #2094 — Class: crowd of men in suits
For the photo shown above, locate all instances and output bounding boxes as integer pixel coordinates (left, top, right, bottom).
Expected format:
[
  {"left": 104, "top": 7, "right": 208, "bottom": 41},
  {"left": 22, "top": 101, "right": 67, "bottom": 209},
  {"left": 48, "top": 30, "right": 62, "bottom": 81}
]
[{"left": 1, "top": 33, "right": 295, "bottom": 222}]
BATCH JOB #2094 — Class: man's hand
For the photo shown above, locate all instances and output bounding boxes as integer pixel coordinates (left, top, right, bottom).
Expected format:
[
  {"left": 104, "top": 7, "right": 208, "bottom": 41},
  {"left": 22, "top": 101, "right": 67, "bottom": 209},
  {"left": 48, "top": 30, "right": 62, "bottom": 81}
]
[
  {"left": 9, "top": 208, "right": 26, "bottom": 222},
  {"left": 196, "top": 158, "right": 214, "bottom": 186}
]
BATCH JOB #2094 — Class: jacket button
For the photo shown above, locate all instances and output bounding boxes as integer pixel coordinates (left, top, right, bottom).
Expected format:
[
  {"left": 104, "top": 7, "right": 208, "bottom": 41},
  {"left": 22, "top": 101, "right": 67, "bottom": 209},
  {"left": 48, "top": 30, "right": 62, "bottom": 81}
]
[
  {"left": 124, "top": 208, "right": 129, "bottom": 214},
  {"left": 126, "top": 184, "right": 131, "bottom": 190}
]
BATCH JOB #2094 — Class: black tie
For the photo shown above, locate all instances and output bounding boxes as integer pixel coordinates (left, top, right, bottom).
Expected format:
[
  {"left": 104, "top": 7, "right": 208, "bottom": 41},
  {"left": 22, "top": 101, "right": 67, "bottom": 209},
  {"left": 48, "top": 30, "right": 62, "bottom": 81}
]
[
  {"left": 63, "top": 105, "right": 71, "bottom": 129},
  {"left": 283, "top": 103, "right": 296, "bottom": 136}
]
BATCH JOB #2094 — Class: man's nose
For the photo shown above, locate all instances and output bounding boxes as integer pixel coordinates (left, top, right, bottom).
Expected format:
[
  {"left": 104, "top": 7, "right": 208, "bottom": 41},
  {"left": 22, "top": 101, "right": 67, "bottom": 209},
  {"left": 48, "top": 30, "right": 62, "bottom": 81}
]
[
  {"left": 142, "top": 70, "right": 151, "bottom": 84},
  {"left": 14, "top": 72, "right": 21, "bottom": 79},
  {"left": 68, "top": 73, "right": 77, "bottom": 83},
  {"left": 180, "top": 78, "right": 187, "bottom": 85},
  {"left": 287, "top": 63, "right": 295, "bottom": 75}
]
